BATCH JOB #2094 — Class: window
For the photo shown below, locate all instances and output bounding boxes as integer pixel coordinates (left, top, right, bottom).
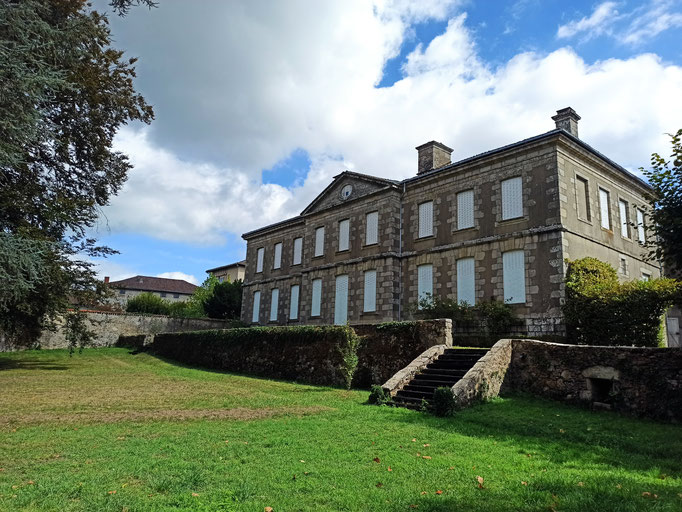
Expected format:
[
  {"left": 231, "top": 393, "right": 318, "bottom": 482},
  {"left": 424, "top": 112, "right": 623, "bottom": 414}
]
[
  {"left": 575, "top": 175, "right": 591, "bottom": 221},
  {"left": 641, "top": 272, "right": 651, "bottom": 281},
  {"left": 619, "top": 256, "right": 628, "bottom": 276},
  {"left": 456, "top": 258, "right": 475, "bottom": 306},
  {"left": 363, "top": 270, "right": 377, "bottom": 312},
  {"left": 252, "top": 291, "right": 261, "bottom": 323},
  {"left": 636, "top": 208, "right": 646, "bottom": 243},
  {"left": 289, "top": 285, "right": 300, "bottom": 320},
  {"left": 269, "top": 288, "right": 279, "bottom": 322},
  {"left": 618, "top": 199, "right": 630, "bottom": 238},
  {"left": 418, "top": 201, "right": 433, "bottom": 237},
  {"left": 160, "top": 292, "right": 166, "bottom": 298},
  {"left": 599, "top": 188, "right": 611, "bottom": 230},
  {"left": 311, "top": 278, "right": 322, "bottom": 316},
  {"left": 338, "top": 219, "right": 350, "bottom": 251},
  {"left": 273, "top": 242, "right": 282, "bottom": 269},
  {"left": 256, "top": 247, "right": 265, "bottom": 273},
  {"left": 293, "top": 237, "right": 303, "bottom": 265},
  {"left": 502, "top": 250, "right": 526, "bottom": 304},
  {"left": 417, "top": 264, "right": 433, "bottom": 308},
  {"left": 365, "top": 211, "right": 378, "bottom": 245},
  {"left": 456, "top": 190, "right": 474, "bottom": 230},
  {"left": 119, "top": 289, "right": 125, "bottom": 295},
  {"left": 314, "top": 227, "right": 325, "bottom": 257},
  {"left": 334, "top": 275, "right": 349, "bottom": 325},
  {"left": 501, "top": 176, "right": 523, "bottom": 220},
  {"left": 173, "top": 293, "right": 179, "bottom": 299}
]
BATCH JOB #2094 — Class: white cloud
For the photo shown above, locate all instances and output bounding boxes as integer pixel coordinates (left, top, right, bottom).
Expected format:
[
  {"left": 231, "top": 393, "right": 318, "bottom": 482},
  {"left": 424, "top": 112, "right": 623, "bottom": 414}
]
[
  {"left": 156, "top": 272, "right": 199, "bottom": 285},
  {"left": 557, "top": 2, "right": 619, "bottom": 40},
  {"left": 620, "top": 0, "right": 682, "bottom": 45},
  {"left": 99, "top": 1, "right": 682, "bottom": 246}
]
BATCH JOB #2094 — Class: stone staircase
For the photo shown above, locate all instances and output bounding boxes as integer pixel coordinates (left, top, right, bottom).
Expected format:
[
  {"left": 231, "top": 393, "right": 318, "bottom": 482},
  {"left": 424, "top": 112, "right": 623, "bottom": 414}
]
[{"left": 392, "top": 348, "right": 489, "bottom": 409}]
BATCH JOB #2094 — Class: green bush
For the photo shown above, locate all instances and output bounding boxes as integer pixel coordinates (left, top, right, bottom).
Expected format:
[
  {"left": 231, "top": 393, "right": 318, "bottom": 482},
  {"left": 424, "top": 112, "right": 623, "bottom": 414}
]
[
  {"left": 126, "top": 292, "right": 170, "bottom": 315},
  {"left": 431, "top": 386, "right": 457, "bottom": 417},
  {"left": 564, "top": 257, "right": 681, "bottom": 347},
  {"left": 416, "top": 295, "right": 522, "bottom": 334},
  {"left": 367, "top": 385, "right": 393, "bottom": 405}
]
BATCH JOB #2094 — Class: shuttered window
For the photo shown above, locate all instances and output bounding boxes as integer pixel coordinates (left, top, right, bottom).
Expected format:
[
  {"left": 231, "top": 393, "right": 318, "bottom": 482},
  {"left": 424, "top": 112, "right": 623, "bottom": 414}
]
[
  {"left": 366, "top": 211, "right": 378, "bottom": 245},
  {"left": 636, "top": 209, "right": 646, "bottom": 243},
  {"left": 273, "top": 242, "right": 282, "bottom": 269},
  {"left": 456, "top": 258, "right": 476, "bottom": 306},
  {"left": 418, "top": 201, "right": 433, "bottom": 237},
  {"left": 501, "top": 176, "right": 523, "bottom": 220},
  {"left": 363, "top": 270, "right": 376, "bottom": 312},
  {"left": 289, "top": 285, "right": 299, "bottom": 320},
  {"left": 338, "top": 219, "right": 350, "bottom": 251},
  {"left": 619, "top": 199, "right": 630, "bottom": 238},
  {"left": 599, "top": 188, "right": 611, "bottom": 230},
  {"left": 503, "top": 250, "right": 526, "bottom": 304},
  {"left": 311, "top": 278, "right": 322, "bottom": 316},
  {"left": 314, "top": 227, "right": 325, "bottom": 257},
  {"left": 251, "top": 291, "right": 260, "bottom": 323},
  {"left": 256, "top": 247, "right": 264, "bottom": 273},
  {"left": 417, "top": 264, "right": 433, "bottom": 308},
  {"left": 575, "top": 176, "right": 591, "bottom": 221},
  {"left": 334, "top": 275, "right": 349, "bottom": 325},
  {"left": 456, "top": 190, "right": 474, "bottom": 230},
  {"left": 269, "top": 288, "right": 279, "bottom": 322},
  {"left": 293, "top": 237, "right": 303, "bottom": 265}
]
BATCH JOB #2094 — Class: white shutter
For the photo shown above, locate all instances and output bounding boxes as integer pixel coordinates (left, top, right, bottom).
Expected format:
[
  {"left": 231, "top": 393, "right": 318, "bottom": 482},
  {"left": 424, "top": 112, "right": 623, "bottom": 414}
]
[
  {"left": 457, "top": 190, "right": 474, "bottom": 229},
  {"left": 636, "top": 209, "right": 645, "bottom": 243},
  {"left": 334, "top": 274, "right": 349, "bottom": 325},
  {"left": 456, "top": 258, "right": 475, "bottom": 306},
  {"left": 366, "top": 211, "right": 378, "bottom": 245},
  {"left": 293, "top": 237, "right": 303, "bottom": 265},
  {"left": 501, "top": 177, "right": 523, "bottom": 220},
  {"left": 256, "top": 247, "right": 264, "bottom": 273},
  {"left": 289, "top": 285, "right": 300, "bottom": 320},
  {"left": 339, "top": 219, "right": 350, "bottom": 251},
  {"left": 599, "top": 188, "right": 610, "bottom": 229},
  {"left": 363, "top": 270, "right": 376, "bottom": 312},
  {"left": 619, "top": 200, "right": 629, "bottom": 238},
  {"left": 314, "top": 227, "right": 325, "bottom": 257},
  {"left": 273, "top": 242, "right": 282, "bottom": 269},
  {"left": 503, "top": 250, "right": 526, "bottom": 304},
  {"left": 269, "top": 288, "right": 279, "bottom": 322},
  {"left": 418, "top": 201, "right": 433, "bottom": 237},
  {"left": 311, "top": 278, "right": 322, "bottom": 316},
  {"left": 251, "top": 291, "right": 260, "bottom": 323},
  {"left": 417, "top": 264, "right": 433, "bottom": 308}
]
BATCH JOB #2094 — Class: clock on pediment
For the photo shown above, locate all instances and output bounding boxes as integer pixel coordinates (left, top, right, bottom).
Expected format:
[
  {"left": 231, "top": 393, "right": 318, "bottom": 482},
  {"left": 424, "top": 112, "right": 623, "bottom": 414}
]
[{"left": 340, "top": 184, "right": 353, "bottom": 200}]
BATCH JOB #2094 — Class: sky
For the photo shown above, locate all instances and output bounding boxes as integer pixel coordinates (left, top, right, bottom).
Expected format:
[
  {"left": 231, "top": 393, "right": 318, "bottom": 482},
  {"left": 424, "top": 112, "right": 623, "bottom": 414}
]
[{"left": 89, "top": 0, "right": 682, "bottom": 285}]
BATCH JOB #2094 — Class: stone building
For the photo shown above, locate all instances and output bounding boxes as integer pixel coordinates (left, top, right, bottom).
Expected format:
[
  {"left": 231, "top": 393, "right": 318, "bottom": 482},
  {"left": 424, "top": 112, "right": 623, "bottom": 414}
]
[
  {"left": 240, "top": 108, "right": 660, "bottom": 337},
  {"left": 107, "top": 275, "right": 198, "bottom": 306},
  {"left": 206, "top": 260, "right": 246, "bottom": 283}
]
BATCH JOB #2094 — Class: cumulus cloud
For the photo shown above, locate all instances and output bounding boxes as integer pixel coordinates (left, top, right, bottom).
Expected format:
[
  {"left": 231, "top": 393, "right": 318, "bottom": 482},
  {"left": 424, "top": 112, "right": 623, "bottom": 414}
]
[
  {"left": 98, "top": 1, "right": 682, "bottom": 247},
  {"left": 156, "top": 272, "right": 199, "bottom": 285}
]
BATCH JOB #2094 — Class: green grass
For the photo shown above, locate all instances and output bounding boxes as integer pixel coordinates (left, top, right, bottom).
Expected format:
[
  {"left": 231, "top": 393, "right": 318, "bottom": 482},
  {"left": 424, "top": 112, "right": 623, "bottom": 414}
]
[{"left": 0, "top": 348, "right": 681, "bottom": 512}]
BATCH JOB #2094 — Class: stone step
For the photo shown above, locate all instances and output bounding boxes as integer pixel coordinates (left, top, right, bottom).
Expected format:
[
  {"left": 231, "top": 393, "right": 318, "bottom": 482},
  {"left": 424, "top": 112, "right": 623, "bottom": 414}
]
[
  {"left": 413, "top": 372, "right": 461, "bottom": 382},
  {"left": 426, "top": 360, "right": 474, "bottom": 370},
  {"left": 420, "top": 368, "right": 467, "bottom": 377},
  {"left": 403, "top": 383, "right": 451, "bottom": 393},
  {"left": 444, "top": 349, "right": 489, "bottom": 355},
  {"left": 438, "top": 354, "right": 484, "bottom": 362}
]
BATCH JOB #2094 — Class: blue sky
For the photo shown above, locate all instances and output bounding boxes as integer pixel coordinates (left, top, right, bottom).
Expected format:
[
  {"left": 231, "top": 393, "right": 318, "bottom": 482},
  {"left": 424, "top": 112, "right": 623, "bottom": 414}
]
[{"left": 92, "top": 0, "right": 682, "bottom": 285}]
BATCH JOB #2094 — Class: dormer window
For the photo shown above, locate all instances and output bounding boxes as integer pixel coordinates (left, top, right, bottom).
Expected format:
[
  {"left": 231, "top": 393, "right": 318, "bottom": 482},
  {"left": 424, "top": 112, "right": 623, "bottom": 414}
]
[{"left": 340, "top": 184, "right": 353, "bottom": 200}]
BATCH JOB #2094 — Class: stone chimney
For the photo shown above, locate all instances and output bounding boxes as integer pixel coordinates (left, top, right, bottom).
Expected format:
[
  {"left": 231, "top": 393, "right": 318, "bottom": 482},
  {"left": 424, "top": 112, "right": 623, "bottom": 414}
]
[
  {"left": 552, "top": 107, "right": 580, "bottom": 138},
  {"left": 104, "top": 276, "right": 110, "bottom": 284},
  {"left": 416, "top": 141, "right": 453, "bottom": 175}
]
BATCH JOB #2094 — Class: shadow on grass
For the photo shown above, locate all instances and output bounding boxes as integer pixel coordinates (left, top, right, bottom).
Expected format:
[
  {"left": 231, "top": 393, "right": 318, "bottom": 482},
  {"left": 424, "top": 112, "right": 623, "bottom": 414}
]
[{"left": 0, "top": 357, "right": 68, "bottom": 371}]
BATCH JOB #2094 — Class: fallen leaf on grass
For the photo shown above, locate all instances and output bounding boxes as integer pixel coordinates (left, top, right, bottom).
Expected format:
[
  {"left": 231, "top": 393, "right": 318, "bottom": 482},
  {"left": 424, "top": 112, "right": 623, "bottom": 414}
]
[
  {"left": 616, "top": 484, "right": 622, "bottom": 489},
  {"left": 27, "top": 481, "right": 34, "bottom": 485},
  {"left": 108, "top": 491, "right": 116, "bottom": 495},
  {"left": 422, "top": 456, "right": 432, "bottom": 460},
  {"left": 412, "top": 438, "right": 417, "bottom": 442},
  {"left": 387, "top": 466, "right": 392, "bottom": 472},
  {"left": 299, "top": 460, "right": 305, "bottom": 463},
  {"left": 423, "top": 444, "right": 430, "bottom": 447},
  {"left": 191, "top": 493, "right": 199, "bottom": 497},
  {"left": 420, "top": 491, "right": 427, "bottom": 495},
  {"left": 521, "top": 481, "right": 528, "bottom": 486},
  {"left": 292, "top": 475, "right": 296, "bottom": 480},
  {"left": 435, "top": 490, "right": 443, "bottom": 495},
  {"left": 410, "top": 505, "right": 418, "bottom": 509},
  {"left": 476, "top": 476, "right": 484, "bottom": 489},
  {"left": 577, "top": 482, "right": 584, "bottom": 487},
  {"left": 265, "top": 507, "right": 273, "bottom": 512},
  {"left": 559, "top": 429, "right": 565, "bottom": 434},
  {"left": 449, "top": 466, "right": 455, "bottom": 470},
  {"left": 373, "top": 457, "right": 381, "bottom": 463}
]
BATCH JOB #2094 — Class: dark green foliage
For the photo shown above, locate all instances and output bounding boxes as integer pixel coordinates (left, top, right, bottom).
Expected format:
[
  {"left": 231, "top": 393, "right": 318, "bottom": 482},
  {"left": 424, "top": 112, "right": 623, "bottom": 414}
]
[
  {"left": 367, "top": 385, "right": 392, "bottom": 405},
  {"left": 203, "top": 279, "right": 242, "bottom": 319},
  {"left": 564, "top": 257, "right": 681, "bottom": 347},
  {"left": 416, "top": 295, "right": 522, "bottom": 334},
  {"left": 431, "top": 386, "right": 457, "bottom": 417},
  {"left": 126, "top": 292, "right": 170, "bottom": 315},
  {"left": 641, "top": 129, "right": 682, "bottom": 272},
  {"left": 338, "top": 327, "right": 361, "bottom": 390}
]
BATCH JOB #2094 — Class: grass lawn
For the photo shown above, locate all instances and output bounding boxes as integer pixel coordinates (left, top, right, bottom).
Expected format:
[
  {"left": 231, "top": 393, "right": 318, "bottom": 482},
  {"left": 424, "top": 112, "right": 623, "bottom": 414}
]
[{"left": 1, "top": 348, "right": 681, "bottom": 511}]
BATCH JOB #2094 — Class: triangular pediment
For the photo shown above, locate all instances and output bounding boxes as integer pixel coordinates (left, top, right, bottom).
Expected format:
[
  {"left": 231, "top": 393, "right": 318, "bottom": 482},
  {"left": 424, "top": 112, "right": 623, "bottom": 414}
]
[{"left": 301, "top": 171, "right": 398, "bottom": 215}]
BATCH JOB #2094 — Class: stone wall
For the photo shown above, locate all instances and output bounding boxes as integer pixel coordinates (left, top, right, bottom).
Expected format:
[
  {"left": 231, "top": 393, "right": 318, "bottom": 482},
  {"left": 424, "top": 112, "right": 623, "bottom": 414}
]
[
  {"left": 451, "top": 339, "right": 512, "bottom": 407},
  {"left": 0, "top": 311, "right": 229, "bottom": 351}
]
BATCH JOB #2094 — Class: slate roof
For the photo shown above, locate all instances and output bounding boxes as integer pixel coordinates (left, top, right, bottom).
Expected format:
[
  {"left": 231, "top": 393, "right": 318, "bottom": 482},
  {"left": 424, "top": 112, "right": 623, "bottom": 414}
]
[
  {"left": 205, "top": 260, "right": 247, "bottom": 274},
  {"left": 108, "top": 275, "right": 198, "bottom": 295}
]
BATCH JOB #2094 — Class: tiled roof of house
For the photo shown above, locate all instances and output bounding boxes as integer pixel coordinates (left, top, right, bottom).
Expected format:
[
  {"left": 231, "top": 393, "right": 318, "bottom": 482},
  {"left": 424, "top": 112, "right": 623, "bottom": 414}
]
[
  {"left": 108, "top": 275, "right": 198, "bottom": 295},
  {"left": 205, "top": 260, "right": 246, "bottom": 273}
]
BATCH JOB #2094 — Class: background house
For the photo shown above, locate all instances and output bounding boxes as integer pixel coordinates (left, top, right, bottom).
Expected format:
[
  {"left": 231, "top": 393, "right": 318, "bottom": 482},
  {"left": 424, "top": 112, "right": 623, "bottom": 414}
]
[
  {"left": 106, "top": 275, "right": 198, "bottom": 306},
  {"left": 206, "top": 260, "right": 246, "bottom": 283}
]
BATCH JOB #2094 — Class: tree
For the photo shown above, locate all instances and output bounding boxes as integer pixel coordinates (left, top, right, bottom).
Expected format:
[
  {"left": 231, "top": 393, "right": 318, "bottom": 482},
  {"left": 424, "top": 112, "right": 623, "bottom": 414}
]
[
  {"left": 0, "top": 0, "right": 153, "bottom": 346},
  {"left": 203, "top": 279, "right": 243, "bottom": 320},
  {"left": 641, "top": 129, "right": 682, "bottom": 273}
]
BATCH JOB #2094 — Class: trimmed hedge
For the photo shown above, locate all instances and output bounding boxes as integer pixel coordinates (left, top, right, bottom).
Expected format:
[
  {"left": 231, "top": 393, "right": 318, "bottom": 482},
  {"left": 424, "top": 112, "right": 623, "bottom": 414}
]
[{"left": 151, "top": 325, "right": 359, "bottom": 387}]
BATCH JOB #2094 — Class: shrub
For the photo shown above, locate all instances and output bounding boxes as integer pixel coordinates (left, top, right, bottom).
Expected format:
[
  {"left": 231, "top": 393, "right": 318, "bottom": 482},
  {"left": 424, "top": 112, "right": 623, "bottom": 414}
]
[
  {"left": 416, "top": 295, "right": 522, "bottom": 334},
  {"left": 338, "top": 326, "right": 361, "bottom": 390},
  {"left": 367, "top": 385, "right": 393, "bottom": 405},
  {"left": 564, "top": 257, "right": 682, "bottom": 347},
  {"left": 126, "top": 292, "right": 170, "bottom": 315},
  {"left": 431, "top": 387, "right": 457, "bottom": 417},
  {"left": 203, "top": 279, "right": 242, "bottom": 319}
]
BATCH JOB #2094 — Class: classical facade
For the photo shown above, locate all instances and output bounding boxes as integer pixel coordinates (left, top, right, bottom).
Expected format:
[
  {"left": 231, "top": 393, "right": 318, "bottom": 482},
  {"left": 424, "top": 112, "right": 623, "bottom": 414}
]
[
  {"left": 240, "top": 108, "right": 660, "bottom": 337},
  {"left": 206, "top": 260, "right": 246, "bottom": 283}
]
